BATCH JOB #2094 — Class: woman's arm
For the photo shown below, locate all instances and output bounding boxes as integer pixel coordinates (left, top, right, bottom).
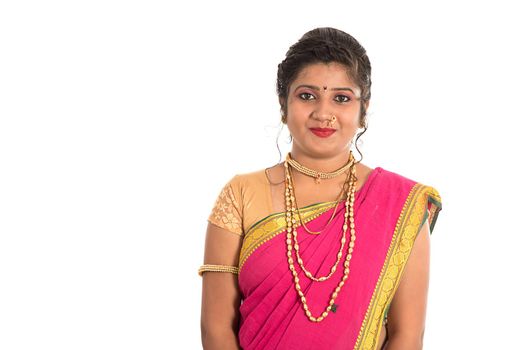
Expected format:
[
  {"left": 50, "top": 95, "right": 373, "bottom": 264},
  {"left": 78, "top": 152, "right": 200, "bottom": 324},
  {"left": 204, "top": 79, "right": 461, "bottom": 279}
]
[
  {"left": 200, "top": 222, "right": 243, "bottom": 350},
  {"left": 384, "top": 215, "right": 431, "bottom": 350}
]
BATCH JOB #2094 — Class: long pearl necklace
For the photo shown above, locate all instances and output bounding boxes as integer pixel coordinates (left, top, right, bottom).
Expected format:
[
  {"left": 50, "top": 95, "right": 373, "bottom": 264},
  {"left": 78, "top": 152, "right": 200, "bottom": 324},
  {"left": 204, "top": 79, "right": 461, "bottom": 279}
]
[{"left": 284, "top": 157, "right": 357, "bottom": 323}]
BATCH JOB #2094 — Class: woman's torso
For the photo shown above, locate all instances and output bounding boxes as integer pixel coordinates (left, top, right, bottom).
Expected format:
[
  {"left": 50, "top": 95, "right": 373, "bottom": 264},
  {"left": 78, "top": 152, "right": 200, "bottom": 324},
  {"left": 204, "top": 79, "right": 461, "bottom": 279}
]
[{"left": 234, "top": 163, "right": 389, "bottom": 349}]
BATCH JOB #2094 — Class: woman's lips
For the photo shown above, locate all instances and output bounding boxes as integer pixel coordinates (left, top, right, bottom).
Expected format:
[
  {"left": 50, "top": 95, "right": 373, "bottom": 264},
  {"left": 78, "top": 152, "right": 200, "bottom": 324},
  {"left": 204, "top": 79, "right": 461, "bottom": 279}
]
[{"left": 309, "top": 128, "right": 336, "bottom": 138}]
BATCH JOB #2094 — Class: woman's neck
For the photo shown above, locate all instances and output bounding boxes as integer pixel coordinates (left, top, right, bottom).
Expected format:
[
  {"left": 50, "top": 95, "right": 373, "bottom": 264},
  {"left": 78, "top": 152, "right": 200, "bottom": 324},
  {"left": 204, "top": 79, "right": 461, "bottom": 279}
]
[{"left": 289, "top": 147, "right": 352, "bottom": 173}]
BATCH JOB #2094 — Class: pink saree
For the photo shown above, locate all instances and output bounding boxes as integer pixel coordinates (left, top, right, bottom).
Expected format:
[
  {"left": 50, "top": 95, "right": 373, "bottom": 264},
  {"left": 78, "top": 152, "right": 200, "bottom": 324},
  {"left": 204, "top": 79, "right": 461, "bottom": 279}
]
[{"left": 236, "top": 167, "right": 442, "bottom": 350}]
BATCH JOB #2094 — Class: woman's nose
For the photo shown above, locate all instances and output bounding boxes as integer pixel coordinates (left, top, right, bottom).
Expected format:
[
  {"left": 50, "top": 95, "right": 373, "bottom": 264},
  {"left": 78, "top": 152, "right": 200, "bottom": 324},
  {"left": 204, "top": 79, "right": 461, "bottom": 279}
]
[
  {"left": 311, "top": 112, "right": 334, "bottom": 124},
  {"left": 311, "top": 98, "right": 334, "bottom": 122}
]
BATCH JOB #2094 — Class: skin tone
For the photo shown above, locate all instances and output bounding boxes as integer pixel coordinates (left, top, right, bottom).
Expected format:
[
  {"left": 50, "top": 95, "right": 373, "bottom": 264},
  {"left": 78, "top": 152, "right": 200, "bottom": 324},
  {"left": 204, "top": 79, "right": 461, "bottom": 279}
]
[
  {"left": 201, "top": 62, "right": 430, "bottom": 350},
  {"left": 271, "top": 62, "right": 372, "bottom": 212},
  {"left": 200, "top": 225, "right": 242, "bottom": 349}
]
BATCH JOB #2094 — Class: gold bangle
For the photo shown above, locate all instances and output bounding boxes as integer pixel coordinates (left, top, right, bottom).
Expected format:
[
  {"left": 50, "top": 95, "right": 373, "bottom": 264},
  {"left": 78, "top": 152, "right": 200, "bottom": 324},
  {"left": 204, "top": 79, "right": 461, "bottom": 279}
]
[{"left": 198, "top": 264, "right": 239, "bottom": 277}]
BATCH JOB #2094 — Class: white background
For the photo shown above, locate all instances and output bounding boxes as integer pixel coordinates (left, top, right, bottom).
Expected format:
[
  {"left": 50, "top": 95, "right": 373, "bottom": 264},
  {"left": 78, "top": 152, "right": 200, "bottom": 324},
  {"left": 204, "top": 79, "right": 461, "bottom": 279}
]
[{"left": 1, "top": 1, "right": 523, "bottom": 349}]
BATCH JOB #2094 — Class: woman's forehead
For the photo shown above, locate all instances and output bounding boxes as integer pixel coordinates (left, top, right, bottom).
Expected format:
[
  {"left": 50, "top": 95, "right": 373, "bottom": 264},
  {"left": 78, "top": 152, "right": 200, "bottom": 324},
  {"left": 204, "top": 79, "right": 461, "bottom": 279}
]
[{"left": 292, "top": 63, "right": 359, "bottom": 90}]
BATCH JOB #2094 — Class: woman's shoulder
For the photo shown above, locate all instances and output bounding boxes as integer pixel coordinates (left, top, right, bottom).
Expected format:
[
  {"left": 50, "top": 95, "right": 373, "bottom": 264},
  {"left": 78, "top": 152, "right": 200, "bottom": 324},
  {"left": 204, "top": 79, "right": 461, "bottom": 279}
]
[
  {"left": 375, "top": 166, "right": 442, "bottom": 203},
  {"left": 208, "top": 167, "right": 273, "bottom": 236},
  {"left": 374, "top": 166, "right": 416, "bottom": 186},
  {"left": 217, "top": 167, "right": 274, "bottom": 208},
  {"left": 224, "top": 167, "right": 271, "bottom": 190},
  {"left": 377, "top": 166, "right": 443, "bottom": 233}
]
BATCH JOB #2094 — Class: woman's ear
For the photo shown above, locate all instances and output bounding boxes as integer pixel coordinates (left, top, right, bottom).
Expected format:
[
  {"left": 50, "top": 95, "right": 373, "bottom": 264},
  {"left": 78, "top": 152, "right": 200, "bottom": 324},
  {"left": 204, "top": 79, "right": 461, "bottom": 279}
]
[
  {"left": 279, "top": 96, "right": 285, "bottom": 107},
  {"left": 279, "top": 97, "right": 287, "bottom": 124},
  {"left": 280, "top": 110, "right": 287, "bottom": 124},
  {"left": 359, "top": 100, "right": 370, "bottom": 129}
]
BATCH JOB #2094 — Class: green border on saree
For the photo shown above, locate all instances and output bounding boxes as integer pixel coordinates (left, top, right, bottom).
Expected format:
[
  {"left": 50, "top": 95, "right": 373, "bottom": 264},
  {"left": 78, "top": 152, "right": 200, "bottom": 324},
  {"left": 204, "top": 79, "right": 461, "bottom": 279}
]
[{"left": 239, "top": 201, "right": 338, "bottom": 271}]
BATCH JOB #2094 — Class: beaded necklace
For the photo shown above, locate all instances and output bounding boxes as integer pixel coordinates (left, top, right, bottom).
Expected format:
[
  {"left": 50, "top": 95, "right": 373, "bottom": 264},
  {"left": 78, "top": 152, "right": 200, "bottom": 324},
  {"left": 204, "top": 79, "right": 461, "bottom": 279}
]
[{"left": 284, "top": 153, "right": 357, "bottom": 323}]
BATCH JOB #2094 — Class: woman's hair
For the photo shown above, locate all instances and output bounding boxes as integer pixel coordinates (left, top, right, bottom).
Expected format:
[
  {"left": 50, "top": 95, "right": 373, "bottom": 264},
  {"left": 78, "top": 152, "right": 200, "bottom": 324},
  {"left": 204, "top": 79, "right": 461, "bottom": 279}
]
[{"left": 276, "top": 27, "right": 372, "bottom": 161}]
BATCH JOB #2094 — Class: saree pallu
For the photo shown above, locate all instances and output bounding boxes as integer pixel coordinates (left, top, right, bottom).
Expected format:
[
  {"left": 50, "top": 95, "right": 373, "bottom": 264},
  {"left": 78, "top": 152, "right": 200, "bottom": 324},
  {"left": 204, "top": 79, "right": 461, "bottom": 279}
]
[{"left": 237, "top": 167, "right": 442, "bottom": 350}]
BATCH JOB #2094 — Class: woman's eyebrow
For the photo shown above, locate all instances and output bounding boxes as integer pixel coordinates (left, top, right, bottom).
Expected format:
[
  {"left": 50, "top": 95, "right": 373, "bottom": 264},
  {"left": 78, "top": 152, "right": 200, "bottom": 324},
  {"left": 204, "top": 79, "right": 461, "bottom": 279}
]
[{"left": 294, "top": 84, "right": 355, "bottom": 94}]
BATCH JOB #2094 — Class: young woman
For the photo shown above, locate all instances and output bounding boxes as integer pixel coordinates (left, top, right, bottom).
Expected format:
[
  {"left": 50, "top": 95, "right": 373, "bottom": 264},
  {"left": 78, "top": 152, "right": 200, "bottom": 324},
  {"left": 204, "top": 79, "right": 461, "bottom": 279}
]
[{"left": 199, "top": 27, "right": 442, "bottom": 350}]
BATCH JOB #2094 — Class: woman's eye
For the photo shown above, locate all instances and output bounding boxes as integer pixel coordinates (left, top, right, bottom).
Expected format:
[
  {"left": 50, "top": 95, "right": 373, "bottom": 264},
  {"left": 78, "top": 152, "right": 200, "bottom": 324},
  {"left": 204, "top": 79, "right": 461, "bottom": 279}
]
[
  {"left": 299, "top": 92, "right": 315, "bottom": 100},
  {"left": 299, "top": 93, "right": 351, "bottom": 103},
  {"left": 335, "top": 95, "right": 351, "bottom": 103}
]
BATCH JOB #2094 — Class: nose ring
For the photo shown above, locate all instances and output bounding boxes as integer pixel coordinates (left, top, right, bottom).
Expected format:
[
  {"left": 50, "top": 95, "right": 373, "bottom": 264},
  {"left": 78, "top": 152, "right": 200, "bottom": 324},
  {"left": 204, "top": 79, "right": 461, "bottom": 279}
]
[{"left": 329, "top": 115, "right": 337, "bottom": 127}]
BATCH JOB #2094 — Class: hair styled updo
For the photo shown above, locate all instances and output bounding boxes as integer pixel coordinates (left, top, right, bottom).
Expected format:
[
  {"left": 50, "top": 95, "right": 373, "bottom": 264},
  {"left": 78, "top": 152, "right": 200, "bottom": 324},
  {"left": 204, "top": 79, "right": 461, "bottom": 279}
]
[{"left": 276, "top": 27, "right": 372, "bottom": 156}]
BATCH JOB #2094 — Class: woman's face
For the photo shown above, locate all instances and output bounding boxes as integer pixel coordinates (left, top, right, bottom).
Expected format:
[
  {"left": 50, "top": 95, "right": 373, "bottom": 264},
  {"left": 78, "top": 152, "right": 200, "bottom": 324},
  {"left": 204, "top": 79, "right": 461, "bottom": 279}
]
[{"left": 284, "top": 62, "right": 366, "bottom": 159}]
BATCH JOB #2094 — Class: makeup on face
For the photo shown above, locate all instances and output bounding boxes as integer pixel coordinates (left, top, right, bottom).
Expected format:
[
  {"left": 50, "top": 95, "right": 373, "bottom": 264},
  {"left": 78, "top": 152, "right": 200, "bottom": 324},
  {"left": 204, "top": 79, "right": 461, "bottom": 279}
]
[
  {"left": 294, "top": 84, "right": 358, "bottom": 97},
  {"left": 309, "top": 127, "right": 336, "bottom": 138}
]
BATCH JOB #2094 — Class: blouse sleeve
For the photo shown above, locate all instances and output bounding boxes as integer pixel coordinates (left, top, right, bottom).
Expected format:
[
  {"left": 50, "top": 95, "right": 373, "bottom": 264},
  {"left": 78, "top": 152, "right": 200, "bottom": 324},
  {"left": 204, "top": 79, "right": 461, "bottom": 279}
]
[
  {"left": 423, "top": 185, "right": 442, "bottom": 235},
  {"left": 207, "top": 175, "right": 244, "bottom": 236}
]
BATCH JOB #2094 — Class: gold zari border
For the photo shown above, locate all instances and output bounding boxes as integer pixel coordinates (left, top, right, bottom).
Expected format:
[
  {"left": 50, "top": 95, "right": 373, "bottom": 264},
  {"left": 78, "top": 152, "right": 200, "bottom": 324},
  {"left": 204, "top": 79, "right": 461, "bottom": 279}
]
[
  {"left": 354, "top": 183, "right": 442, "bottom": 350},
  {"left": 239, "top": 201, "right": 338, "bottom": 271}
]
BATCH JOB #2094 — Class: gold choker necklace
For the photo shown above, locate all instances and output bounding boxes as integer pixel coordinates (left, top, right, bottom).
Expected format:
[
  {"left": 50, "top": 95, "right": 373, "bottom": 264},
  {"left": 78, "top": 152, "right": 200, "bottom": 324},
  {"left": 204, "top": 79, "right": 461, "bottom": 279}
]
[
  {"left": 286, "top": 153, "right": 355, "bottom": 184},
  {"left": 286, "top": 163, "right": 351, "bottom": 235}
]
